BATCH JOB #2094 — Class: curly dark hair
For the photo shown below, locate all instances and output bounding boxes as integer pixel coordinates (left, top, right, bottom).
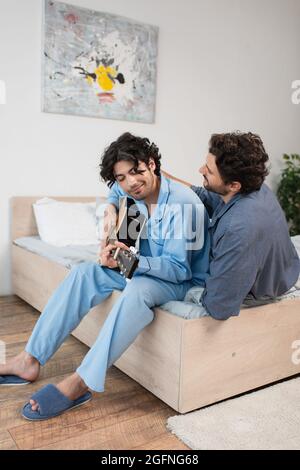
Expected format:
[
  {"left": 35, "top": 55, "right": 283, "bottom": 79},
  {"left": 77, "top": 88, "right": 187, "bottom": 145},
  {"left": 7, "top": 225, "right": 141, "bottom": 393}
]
[
  {"left": 209, "top": 132, "right": 269, "bottom": 194},
  {"left": 99, "top": 132, "right": 161, "bottom": 187}
]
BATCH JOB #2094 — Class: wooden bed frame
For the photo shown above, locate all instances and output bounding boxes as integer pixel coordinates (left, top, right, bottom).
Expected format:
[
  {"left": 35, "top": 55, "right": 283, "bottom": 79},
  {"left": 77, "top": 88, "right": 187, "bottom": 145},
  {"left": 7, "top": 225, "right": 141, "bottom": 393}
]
[{"left": 11, "top": 196, "right": 300, "bottom": 413}]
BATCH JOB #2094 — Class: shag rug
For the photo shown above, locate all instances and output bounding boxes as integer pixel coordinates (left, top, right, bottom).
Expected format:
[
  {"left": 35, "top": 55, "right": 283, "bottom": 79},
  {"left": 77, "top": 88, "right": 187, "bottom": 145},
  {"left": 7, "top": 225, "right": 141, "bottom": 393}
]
[{"left": 167, "top": 376, "right": 300, "bottom": 450}]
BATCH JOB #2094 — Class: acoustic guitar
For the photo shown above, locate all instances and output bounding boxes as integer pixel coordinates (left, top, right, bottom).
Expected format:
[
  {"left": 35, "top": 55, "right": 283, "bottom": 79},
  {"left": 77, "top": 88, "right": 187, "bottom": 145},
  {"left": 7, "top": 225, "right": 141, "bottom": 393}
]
[{"left": 107, "top": 197, "right": 146, "bottom": 279}]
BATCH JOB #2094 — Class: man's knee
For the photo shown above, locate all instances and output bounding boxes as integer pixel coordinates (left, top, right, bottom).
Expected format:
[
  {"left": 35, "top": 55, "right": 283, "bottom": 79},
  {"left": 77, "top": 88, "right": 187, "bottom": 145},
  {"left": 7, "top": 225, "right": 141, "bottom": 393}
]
[
  {"left": 69, "top": 262, "right": 123, "bottom": 294},
  {"left": 71, "top": 261, "right": 98, "bottom": 277},
  {"left": 123, "top": 277, "right": 156, "bottom": 307},
  {"left": 70, "top": 262, "right": 111, "bottom": 284}
]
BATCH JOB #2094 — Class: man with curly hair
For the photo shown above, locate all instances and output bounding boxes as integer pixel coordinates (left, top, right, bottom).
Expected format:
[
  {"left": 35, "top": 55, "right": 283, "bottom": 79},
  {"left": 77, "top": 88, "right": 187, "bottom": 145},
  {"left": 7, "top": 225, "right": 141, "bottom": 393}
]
[
  {"left": 0, "top": 132, "right": 210, "bottom": 420},
  {"left": 163, "top": 132, "right": 300, "bottom": 320}
]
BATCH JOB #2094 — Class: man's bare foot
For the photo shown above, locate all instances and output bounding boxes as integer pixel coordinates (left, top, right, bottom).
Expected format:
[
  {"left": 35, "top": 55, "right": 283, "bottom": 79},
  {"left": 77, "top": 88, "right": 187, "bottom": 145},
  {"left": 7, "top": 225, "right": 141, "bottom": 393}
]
[
  {"left": 0, "top": 351, "right": 40, "bottom": 382},
  {"left": 29, "top": 373, "right": 88, "bottom": 411}
]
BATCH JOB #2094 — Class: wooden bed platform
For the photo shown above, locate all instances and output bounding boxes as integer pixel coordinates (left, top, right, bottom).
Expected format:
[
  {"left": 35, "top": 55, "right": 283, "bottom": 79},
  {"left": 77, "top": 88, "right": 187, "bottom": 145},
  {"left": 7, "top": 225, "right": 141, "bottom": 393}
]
[{"left": 11, "top": 196, "right": 300, "bottom": 413}]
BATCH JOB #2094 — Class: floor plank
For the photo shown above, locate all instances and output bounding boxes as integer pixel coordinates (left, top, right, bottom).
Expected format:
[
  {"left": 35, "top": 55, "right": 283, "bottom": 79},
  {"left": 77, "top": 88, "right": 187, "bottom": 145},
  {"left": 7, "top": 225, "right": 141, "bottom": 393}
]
[
  {"left": 0, "top": 430, "right": 18, "bottom": 450},
  {"left": 0, "top": 296, "right": 188, "bottom": 451}
]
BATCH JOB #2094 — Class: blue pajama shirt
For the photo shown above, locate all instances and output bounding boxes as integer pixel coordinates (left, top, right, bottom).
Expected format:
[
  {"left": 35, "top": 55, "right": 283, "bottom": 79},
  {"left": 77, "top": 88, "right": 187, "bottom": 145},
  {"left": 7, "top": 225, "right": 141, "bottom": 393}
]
[{"left": 26, "top": 176, "right": 210, "bottom": 392}]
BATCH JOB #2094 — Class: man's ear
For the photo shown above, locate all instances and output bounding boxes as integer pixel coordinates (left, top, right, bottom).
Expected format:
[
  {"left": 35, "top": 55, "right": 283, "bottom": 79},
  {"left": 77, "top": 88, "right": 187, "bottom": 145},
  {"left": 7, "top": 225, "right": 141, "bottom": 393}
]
[
  {"left": 148, "top": 158, "right": 156, "bottom": 172},
  {"left": 229, "top": 181, "right": 241, "bottom": 194}
]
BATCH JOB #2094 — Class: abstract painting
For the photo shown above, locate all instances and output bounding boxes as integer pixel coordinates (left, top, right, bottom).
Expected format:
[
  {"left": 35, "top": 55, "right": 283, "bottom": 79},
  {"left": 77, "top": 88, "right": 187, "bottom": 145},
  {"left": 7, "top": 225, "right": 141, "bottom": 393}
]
[{"left": 42, "top": 1, "right": 158, "bottom": 122}]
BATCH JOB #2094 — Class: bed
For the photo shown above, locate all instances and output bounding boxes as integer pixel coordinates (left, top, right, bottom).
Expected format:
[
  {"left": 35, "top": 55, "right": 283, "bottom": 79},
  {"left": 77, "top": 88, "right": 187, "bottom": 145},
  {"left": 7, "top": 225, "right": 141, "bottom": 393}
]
[{"left": 11, "top": 196, "right": 300, "bottom": 413}]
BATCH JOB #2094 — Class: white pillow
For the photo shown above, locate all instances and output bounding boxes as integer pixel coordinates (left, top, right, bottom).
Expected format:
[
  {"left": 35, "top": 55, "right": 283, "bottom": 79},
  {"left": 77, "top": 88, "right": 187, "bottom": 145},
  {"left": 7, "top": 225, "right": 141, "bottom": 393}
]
[{"left": 33, "top": 197, "right": 101, "bottom": 246}]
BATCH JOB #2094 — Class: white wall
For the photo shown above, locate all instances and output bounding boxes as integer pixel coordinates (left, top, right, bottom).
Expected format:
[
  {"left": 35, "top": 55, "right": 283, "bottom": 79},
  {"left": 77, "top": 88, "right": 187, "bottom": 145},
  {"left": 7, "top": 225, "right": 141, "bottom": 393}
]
[{"left": 0, "top": 0, "right": 300, "bottom": 295}]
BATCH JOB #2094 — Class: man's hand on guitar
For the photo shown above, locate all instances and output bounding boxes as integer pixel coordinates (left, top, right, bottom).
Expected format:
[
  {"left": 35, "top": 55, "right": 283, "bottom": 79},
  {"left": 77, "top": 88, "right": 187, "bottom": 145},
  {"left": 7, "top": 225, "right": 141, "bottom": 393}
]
[
  {"left": 97, "top": 198, "right": 143, "bottom": 278},
  {"left": 99, "top": 241, "right": 130, "bottom": 268}
]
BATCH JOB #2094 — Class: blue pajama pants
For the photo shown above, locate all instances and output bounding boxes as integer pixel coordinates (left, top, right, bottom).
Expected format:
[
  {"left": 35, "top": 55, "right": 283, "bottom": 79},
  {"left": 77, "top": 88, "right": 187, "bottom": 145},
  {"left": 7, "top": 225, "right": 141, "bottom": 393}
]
[{"left": 25, "top": 262, "right": 192, "bottom": 392}]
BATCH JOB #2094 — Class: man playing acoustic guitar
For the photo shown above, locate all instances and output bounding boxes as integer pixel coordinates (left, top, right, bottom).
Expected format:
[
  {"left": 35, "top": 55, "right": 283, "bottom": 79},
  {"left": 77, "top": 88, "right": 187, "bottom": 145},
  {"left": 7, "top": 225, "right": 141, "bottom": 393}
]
[{"left": 0, "top": 132, "right": 210, "bottom": 421}]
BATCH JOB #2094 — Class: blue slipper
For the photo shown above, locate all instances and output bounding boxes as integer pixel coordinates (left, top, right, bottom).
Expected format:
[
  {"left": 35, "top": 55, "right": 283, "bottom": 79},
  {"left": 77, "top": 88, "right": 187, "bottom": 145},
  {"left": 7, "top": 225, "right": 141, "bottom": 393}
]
[
  {"left": 0, "top": 375, "right": 31, "bottom": 386},
  {"left": 22, "top": 384, "right": 92, "bottom": 421}
]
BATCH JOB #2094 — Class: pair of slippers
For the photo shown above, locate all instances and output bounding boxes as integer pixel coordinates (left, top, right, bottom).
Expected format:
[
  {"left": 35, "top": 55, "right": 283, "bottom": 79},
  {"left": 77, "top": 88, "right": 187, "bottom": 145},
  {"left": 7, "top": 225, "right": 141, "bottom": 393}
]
[{"left": 0, "top": 374, "right": 92, "bottom": 421}]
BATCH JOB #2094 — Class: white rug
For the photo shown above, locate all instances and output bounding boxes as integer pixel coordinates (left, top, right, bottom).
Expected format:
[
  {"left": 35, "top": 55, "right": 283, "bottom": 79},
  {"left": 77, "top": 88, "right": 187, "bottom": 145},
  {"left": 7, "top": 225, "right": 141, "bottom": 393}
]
[{"left": 167, "top": 377, "right": 300, "bottom": 450}]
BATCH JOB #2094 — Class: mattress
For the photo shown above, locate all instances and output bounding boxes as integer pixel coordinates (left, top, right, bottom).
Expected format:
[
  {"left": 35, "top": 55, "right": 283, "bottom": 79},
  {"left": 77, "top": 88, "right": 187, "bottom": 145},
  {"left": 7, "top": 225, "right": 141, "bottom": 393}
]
[
  {"left": 14, "top": 236, "right": 98, "bottom": 269},
  {"left": 13, "top": 235, "right": 300, "bottom": 318}
]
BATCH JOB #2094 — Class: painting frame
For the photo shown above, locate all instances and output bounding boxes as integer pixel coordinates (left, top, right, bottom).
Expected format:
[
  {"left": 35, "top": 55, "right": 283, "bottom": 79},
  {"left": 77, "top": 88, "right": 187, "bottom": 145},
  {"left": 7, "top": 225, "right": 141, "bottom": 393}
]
[{"left": 42, "top": 0, "right": 158, "bottom": 123}]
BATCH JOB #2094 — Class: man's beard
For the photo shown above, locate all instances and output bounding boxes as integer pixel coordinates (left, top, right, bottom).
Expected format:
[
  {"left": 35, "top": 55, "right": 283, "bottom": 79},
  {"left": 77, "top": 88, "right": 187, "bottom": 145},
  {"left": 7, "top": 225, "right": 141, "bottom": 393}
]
[
  {"left": 130, "top": 174, "right": 155, "bottom": 200},
  {"left": 129, "top": 183, "right": 149, "bottom": 200},
  {"left": 203, "top": 178, "right": 229, "bottom": 197}
]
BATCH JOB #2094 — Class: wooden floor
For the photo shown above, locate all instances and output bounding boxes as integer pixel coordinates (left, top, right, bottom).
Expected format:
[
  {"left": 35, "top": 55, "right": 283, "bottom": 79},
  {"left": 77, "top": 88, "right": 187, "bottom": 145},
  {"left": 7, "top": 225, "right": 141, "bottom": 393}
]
[{"left": 0, "top": 296, "right": 188, "bottom": 450}]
